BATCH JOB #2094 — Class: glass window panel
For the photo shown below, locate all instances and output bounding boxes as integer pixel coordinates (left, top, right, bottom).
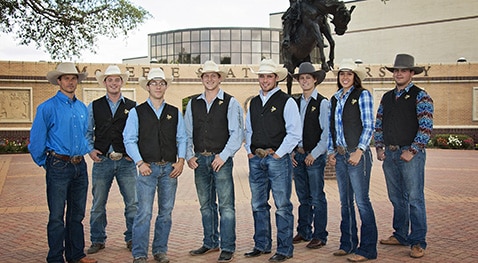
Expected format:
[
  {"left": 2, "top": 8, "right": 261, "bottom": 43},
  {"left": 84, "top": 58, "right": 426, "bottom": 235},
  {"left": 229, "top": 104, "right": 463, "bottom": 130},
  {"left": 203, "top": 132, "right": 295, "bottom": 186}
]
[
  {"left": 231, "top": 53, "right": 240, "bottom": 64},
  {"left": 210, "top": 30, "right": 220, "bottom": 41},
  {"left": 191, "top": 30, "right": 200, "bottom": 41},
  {"left": 221, "top": 29, "right": 230, "bottom": 40},
  {"left": 174, "top": 32, "right": 181, "bottom": 42},
  {"left": 271, "top": 42, "right": 280, "bottom": 53},
  {"left": 221, "top": 54, "right": 231, "bottom": 64},
  {"left": 192, "top": 54, "right": 201, "bottom": 64},
  {"left": 242, "top": 53, "right": 252, "bottom": 64},
  {"left": 191, "top": 42, "right": 200, "bottom": 53},
  {"left": 210, "top": 41, "right": 219, "bottom": 52},
  {"left": 252, "top": 54, "right": 262, "bottom": 64},
  {"left": 251, "top": 30, "right": 261, "bottom": 41},
  {"left": 150, "top": 35, "right": 157, "bottom": 46},
  {"left": 252, "top": 41, "right": 261, "bottom": 52},
  {"left": 262, "top": 30, "right": 270, "bottom": 41},
  {"left": 272, "top": 54, "right": 280, "bottom": 63},
  {"left": 167, "top": 33, "right": 174, "bottom": 44},
  {"left": 161, "top": 34, "right": 167, "bottom": 44},
  {"left": 161, "top": 45, "right": 167, "bottom": 56},
  {"left": 167, "top": 44, "right": 173, "bottom": 54},
  {"left": 231, "top": 30, "right": 241, "bottom": 40},
  {"left": 261, "top": 42, "right": 270, "bottom": 53},
  {"left": 201, "top": 30, "right": 210, "bottom": 41},
  {"left": 221, "top": 41, "right": 230, "bottom": 53},
  {"left": 211, "top": 53, "right": 220, "bottom": 63},
  {"left": 174, "top": 43, "right": 181, "bottom": 53},
  {"left": 201, "top": 41, "right": 210, "bottom": 53},
  {"left": 231, "top": 41, "right": 241, "bottom": 52},
  {"left": 167, "top": 55, "right": 174, "bottom": 63},
  {"left": 242, "top": 30, "right": 251, "bottom": 40},
  {"left": 272, "top": 30, "right": 280, "bottom": 42},
  {"left": 182, "top": 31, "right": 190, "bottom": 42},
  {"left": 181, "top": 42, "right": 190, "bottom": 53},
  {"left": 242, "top": 41, "right": 251, "bottom": 52}
]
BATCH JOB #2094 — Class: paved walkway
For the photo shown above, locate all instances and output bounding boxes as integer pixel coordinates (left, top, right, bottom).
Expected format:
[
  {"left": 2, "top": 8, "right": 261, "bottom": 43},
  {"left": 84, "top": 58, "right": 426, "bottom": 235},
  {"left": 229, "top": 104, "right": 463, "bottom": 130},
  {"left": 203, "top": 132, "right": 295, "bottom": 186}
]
[{"left": 0, "top": 148, "right": 477, "bottom": 263}]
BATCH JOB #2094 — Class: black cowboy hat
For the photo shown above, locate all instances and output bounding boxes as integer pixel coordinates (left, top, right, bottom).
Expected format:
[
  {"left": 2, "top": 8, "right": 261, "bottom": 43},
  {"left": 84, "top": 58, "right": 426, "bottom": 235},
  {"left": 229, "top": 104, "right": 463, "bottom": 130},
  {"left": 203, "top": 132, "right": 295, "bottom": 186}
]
[{"left": 292, "top": 62, "right": 326, "bottom": 84}]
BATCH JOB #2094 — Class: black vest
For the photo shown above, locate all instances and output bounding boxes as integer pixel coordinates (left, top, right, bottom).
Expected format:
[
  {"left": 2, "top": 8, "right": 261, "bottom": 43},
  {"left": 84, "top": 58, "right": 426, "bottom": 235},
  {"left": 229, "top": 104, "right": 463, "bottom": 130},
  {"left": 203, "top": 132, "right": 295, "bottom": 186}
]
[
  {"left": 250, "top": 90, "right": 290, "bottom": 152},
  {"left": 191, "top": 93, "right": 232, "bottom": 153},
  {"left": 381, "top": 85, "right": 421, "bottom": 146},
  {"left": 136, "top": 102, "right": 179, "bottom": 163},
  {"left": 92, "top": 96, "right": 136, "bottom": 154},
  {"left": 330, "top": 88, "right": 364, "bottom": 150},
  {"left": 295, "top": 93, "right": 327, "bottom": 152}
]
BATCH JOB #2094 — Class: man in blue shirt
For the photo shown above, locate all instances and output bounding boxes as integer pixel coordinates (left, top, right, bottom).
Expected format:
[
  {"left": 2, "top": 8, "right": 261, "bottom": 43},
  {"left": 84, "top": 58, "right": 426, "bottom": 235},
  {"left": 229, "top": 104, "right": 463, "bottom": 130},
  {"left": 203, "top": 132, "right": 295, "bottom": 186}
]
[
  {"left": 123, "top": 68, "right": 187, "bottom": 263},
  {"left": 185, "top": 61, "right": 244, "bottom": 263},
  {"left": 29, "top": 62, "right": 97, "bottom": 263},
  {"left": 86, "top": 65, "right": 137, "bottom": 254},
  {"left": 244, "top": 59, "right": 302, "bottom": 262}
]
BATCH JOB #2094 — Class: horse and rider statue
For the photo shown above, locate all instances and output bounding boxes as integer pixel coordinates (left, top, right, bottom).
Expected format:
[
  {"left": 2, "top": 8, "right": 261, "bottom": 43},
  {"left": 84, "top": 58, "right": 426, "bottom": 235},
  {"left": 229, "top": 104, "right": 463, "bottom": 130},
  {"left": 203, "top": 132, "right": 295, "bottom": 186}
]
[{"left": 282, "top": 0, "right": 356, "bottom": 94}]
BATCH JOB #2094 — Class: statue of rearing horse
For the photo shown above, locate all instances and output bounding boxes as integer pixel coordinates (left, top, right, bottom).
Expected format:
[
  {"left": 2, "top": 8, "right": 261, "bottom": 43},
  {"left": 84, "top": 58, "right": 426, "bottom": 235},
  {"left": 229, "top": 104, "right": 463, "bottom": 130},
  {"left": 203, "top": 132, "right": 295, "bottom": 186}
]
[{"left": 282, "top": 0, "right": 355, "bottom": 94}]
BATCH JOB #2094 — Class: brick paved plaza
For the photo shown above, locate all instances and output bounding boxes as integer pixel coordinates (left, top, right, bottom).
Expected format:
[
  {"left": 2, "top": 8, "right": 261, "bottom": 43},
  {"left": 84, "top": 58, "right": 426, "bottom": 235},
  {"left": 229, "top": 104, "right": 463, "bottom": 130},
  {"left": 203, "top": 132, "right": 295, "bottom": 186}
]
[{"left": 0, "top": 148, "right": 477, "bottom": 262}]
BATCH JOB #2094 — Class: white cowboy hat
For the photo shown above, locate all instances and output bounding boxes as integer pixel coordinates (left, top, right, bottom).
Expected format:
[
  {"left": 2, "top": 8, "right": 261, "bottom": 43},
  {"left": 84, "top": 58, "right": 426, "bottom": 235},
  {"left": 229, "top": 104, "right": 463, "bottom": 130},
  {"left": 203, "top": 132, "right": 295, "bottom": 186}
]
[
  {"left": 334, "top": 58, "right": 367, "bottom": 81},
  {"left": 46, "top": 62, "right": 88, "bottom": 85},
  {"left": 200, "top": 60, "right": 227, "bottom": 79},
  {"left": 385, "top": 53, "right": 424, "bottom": 75},
  {"left": 139, "top": 68, "right": 172, "bottom": 90},
  {"left": 251, "top": 59, "right": 288, "bottom": 82},
  {"left": 95, "top": 65, "right": 130, "bottom": 87}
]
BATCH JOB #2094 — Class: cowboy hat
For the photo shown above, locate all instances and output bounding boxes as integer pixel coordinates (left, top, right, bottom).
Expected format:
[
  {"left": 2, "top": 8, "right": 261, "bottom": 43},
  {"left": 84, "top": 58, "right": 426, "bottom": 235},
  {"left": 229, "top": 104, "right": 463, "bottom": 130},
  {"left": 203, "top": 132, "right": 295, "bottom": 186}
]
[
  {"left": 335, "top": 58, "right": 367, "bottom": 81},
  {"left": 95, "top": 65, "right": 130, "bottom": 87},
  {"left": 200, "top": 60, "right": 227, "bottom": 79},
  {"left": 139, "top": 68, "right": 172, "bottom": 90},
  {"left": 292, "top": 62, "right": 326, "bottom": 85},
  {"left": 46, "top": 62, "right": 88, "bottom": 85},
  {"left": 251, "top": 59, "right": 288, "bottom": 82},
  {"left": 385, "top": 53, "right": 424, "bottom": 74}
]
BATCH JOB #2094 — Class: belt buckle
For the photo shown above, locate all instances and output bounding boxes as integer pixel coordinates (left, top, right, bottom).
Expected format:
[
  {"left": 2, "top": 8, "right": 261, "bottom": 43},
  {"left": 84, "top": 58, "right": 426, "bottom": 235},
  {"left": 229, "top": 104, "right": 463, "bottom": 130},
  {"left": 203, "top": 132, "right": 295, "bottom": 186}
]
[
  {"left": 200, "top": 150, "right": 213, "bottom": 157},
  {"left": 70, "top": 156, "right": 83, "bottom": 165},
  {"left": 388, "top": 145, "right": 399, "bottom": 151},
  {"left": 153, "top": 160, "right": 168, "bottom": 166},
  {"left": 109, "top": 151, "right": 123, "bottom": 161},
  {"left": 255, "top": 148, "right": 268, "bottom": 158},
  {"left": 336, "top": 146, "right": 346, "bottom": 155}
]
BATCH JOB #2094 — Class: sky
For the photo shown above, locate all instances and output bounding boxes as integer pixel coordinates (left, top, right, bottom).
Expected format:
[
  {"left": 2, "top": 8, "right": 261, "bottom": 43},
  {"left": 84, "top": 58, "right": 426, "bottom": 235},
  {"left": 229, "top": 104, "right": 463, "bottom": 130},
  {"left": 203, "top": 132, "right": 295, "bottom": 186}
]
[{"left": 0, "top": 1, "right": 291, "bottom": 64}]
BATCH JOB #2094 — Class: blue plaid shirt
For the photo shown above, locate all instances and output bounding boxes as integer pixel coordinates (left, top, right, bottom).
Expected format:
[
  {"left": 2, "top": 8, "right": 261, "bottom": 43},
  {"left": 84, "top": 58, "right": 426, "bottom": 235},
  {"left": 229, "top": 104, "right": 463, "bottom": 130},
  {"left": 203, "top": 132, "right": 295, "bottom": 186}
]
[{"left": 328, "top": 86, "right": 375, "bottom": 154}]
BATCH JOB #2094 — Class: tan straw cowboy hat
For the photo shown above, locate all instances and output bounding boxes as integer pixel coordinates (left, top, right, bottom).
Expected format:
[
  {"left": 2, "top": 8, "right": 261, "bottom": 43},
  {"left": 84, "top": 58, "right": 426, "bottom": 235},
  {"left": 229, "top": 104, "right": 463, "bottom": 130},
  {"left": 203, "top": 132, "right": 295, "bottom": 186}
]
[
  {"left": 138, "top": 68, "right": 172, "bottom": 90},
  {"left": 95, "top": 65, "right": 130, "bottom": 87},
  {"left": 200, "top": 60, "right": 227, "bottom": 79},
  {"left": 335, "top": 58, "right": 367, "bottom": 81},
  {"left": 46, "top": 62, "right": 88, "bottom": 85},
  {"left": 252, "top": 59, "right": 288, "bottom": 81}
]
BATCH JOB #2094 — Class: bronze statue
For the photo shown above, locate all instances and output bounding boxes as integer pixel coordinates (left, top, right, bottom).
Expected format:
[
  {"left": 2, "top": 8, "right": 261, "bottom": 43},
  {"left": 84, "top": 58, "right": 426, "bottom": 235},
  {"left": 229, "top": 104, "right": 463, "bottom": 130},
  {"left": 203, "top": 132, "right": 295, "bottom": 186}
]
[{"left": 282, "top": 0, "right": 355, "bottom": 94}]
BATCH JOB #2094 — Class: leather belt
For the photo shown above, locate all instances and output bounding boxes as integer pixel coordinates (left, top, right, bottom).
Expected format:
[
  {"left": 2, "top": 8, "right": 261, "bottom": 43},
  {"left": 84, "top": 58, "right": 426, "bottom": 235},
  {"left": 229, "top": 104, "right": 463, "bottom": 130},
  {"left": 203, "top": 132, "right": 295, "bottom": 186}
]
[
  {"left": 199, "top": 150, "right": 214, "bottom": 157},
  {"left": 254, "top": 148, "right": 275, "bottom": 158},
  {"left": 387, "top": 145, "right": 400, "bottom": 151},
  {"left": 295, "top": 147, "right": 306, "bottom": 154},
  {"left": 50, "top": 152, "right": 84, "bottom": 165},
  {"left": 151, "top": 160, "right": 168, "bottom": 166}
]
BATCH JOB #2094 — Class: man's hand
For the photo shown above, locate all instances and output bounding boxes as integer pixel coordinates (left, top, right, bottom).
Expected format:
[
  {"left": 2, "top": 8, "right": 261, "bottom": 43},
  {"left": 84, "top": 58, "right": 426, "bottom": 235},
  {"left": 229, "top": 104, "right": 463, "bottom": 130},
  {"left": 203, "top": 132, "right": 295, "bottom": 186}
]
[
  {"left": 304, "top": 153, "right": 315, "bottom": 167},
  {"left": 88, "top": 149, "right": 102, "bottom": 162},
  {"left": 187, "top": 156, "right": 199, "bottom": 169},
  {"left": 400, "top": 150, "right": 415, "bottom": 162},
  {"left": 211, "top": 155, "right": 225, "bottom": 172},
  {"left": 348, "top": 149, "right": 363, "bottom": 166},
  {"left": 376, "top": 147, "right": 385, "bottom": 161},
  {"left": 170, "top": 158, "right": 185, "bottom": 178},
  {"left": 327, "top": 153, "right": 336, "bottom": 166}
]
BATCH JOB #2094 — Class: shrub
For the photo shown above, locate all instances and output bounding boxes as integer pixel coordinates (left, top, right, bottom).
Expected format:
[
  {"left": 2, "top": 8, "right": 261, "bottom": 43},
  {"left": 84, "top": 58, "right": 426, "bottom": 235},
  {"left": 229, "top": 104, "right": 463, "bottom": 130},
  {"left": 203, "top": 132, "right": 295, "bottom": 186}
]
[
  {"left": 0, "top": 137, "right": 30, "bottom": 153},
  {"left": 431, "top": 134, "right": 474, "bottom": 150}
]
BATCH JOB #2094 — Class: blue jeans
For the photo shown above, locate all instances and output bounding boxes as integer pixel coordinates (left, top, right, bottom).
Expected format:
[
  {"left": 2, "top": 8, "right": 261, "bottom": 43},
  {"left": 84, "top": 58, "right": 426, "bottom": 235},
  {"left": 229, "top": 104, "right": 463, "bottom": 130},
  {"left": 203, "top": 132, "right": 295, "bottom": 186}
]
[
  {"left": 293, "top": 152, "right": 328, "bottom": 242},
  {"left": 45, "top": 154, "right": 88, "bottom": 263},
  {"left": 194, "top": 154, "right": 236, "bottom": 252},
  {"left": 382, "top": 146, "right": 427, "bottom": 249},
  {"left": 335, "top": 149, "right": 377, "bottom": 259},
  {"left": 248, "top": 154, "right": 294, "bottom": 257},
  {"left": 89, "top": 156, "right": 137, "bottom": 244},
  {"left": 132, "top": 163, "right": 177, "bottom": 258}
]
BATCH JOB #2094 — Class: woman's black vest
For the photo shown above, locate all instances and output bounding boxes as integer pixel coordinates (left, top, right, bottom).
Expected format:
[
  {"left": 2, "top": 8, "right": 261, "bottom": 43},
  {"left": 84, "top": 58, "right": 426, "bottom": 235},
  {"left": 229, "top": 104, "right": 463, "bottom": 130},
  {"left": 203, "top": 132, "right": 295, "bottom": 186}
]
[
  {"left": 250, "top": 90, "right": 290, "bottom": 152},
  {"left": 330, "top": 88, "right": 364, "bottom": 150},
  {"left": 381, "top": 85, "right": 421, "bottom": 146},
  {"left": 295, "top": 94, "right": 327, "bottom": 152},
  {"left": 93, "top": 96, "right": 135, "bottom": 154},
  {"left": 191, "top": 93, "right": 232, "bottom": 153},
  {"left": 136, "top": 102, "right": 179, "bottom": 163}
]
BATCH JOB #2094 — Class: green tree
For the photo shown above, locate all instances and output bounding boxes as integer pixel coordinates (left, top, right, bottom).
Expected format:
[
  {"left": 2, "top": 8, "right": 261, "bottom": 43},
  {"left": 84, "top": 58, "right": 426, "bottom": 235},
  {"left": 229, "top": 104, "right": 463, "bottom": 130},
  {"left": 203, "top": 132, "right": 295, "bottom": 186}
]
[{"left": 0, "top": 0, "right": 151, "bottom": 60}]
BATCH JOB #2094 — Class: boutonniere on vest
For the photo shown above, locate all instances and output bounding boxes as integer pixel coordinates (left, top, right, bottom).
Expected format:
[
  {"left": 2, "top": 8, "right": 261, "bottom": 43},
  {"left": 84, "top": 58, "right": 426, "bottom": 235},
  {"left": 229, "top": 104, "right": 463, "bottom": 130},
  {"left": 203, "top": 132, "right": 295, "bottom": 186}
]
[
  {"left": 271, "top": 106, "right": 277, "bottom": 112},
  {"left": 351, "top": 99, "right": 357, "bottom": 105},
  {"left": 311, "top": 106, "right": 316, "bottom": 112},
  {"left": 219, "top": 100, "right": 224, "bottom": 105},
  {"left": 405, "top": 94, "right": 410, "bottom": 100},
  {"left": 124, "top": 109, "right": 129, "bottom": 115},
  {"left": 167, "top": 114, "right": 172, "bottom": 120}
]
